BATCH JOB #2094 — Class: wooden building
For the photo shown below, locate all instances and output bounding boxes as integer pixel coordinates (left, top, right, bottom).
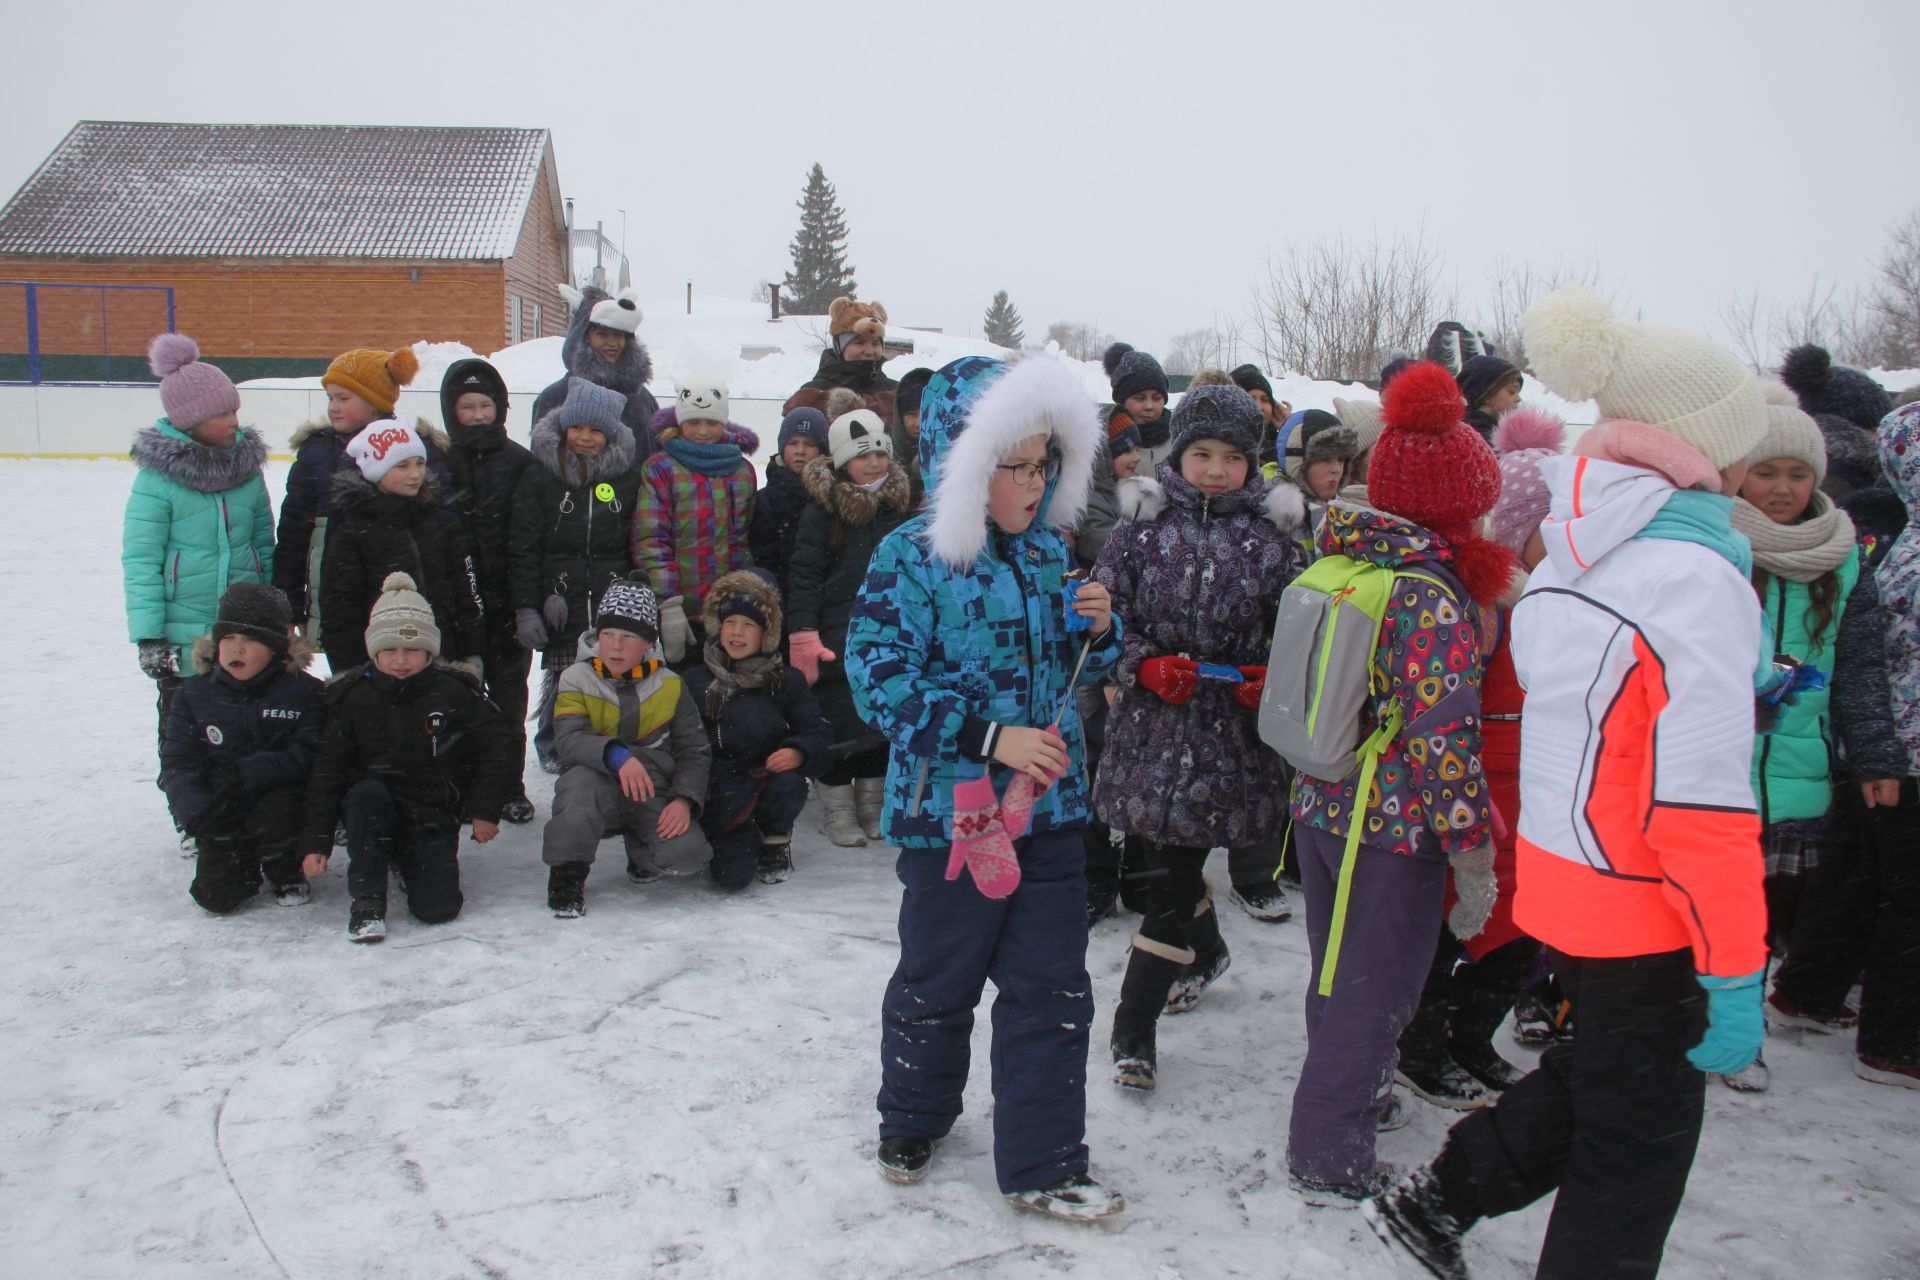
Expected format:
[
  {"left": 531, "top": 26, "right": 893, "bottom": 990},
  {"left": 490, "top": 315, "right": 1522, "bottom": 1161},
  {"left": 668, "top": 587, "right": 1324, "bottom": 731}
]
[{"left": 0, "top": 121, "right": 570, "bottom": 381}]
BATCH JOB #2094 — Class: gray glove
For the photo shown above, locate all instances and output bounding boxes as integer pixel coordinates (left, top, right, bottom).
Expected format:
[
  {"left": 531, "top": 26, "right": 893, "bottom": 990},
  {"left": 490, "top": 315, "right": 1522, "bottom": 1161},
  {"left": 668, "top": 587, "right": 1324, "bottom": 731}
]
[
  {"left": 514, "top": 607, "right": 548, "bottom": 651},
  {"left": 541, "top": 593, "right": 568, "bottom": 635},
  {"left": 1448, "top": 842, "right": 1498, "bottom": 941},
  {"left": 658, "top": 594, "right": 693, "bottom": 664},
  {"left": 138, "top": 638, "right": 179, "bottom": 680}
]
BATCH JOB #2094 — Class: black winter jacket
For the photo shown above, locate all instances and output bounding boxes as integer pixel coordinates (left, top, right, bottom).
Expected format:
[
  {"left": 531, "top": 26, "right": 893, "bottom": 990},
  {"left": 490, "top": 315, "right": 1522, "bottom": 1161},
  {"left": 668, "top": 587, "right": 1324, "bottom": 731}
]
[
  {"left": 682, "top": 660, "right": 832, "bottom": 776},
  {"left": 273, "top": 419, "right": 458, "bottom": 616},
  {"left": 320, "top": 471, "right": 487, "bottom": 671},
  {"left": 441, "top": 361, "right": 537, "bottom": 648},
  {"left": 161, "top": 638, "right": 327, "bottom": 833},
  {"left": 749, "top": 460, "right": 811, "bottom": 599},
  {"left": 303, "top": 664, "right": 517, "bottom": 847},
  {"left": 507, "top": 408, "right": 646, "bottom": 646}
]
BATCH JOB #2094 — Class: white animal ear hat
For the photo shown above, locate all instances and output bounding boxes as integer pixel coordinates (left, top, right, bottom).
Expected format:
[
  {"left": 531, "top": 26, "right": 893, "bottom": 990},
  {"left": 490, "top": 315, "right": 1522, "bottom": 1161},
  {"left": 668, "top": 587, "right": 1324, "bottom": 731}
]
[
  {"left": 829, "top": 408, "right": 892, "bottom": 469},
  {"left": 675, "top": 373, "right": 730, "bottom": 426},
  {"left": 588, "top": 288, "right": 643, "bottom": 334}
]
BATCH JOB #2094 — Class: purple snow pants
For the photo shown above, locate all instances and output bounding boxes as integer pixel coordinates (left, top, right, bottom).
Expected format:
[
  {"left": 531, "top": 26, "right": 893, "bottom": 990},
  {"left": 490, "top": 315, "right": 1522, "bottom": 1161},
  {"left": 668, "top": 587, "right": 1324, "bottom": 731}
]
[{"left": 1287, "top": 823, "right": 1446, "bottom": 1184}]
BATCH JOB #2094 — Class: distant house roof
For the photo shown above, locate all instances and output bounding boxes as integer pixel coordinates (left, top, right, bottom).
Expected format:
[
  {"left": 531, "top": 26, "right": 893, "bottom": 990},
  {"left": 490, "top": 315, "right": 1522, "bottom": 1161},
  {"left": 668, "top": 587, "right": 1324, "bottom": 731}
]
[{"left": 0, "top": 121, "right": 560, "bottom": 260}]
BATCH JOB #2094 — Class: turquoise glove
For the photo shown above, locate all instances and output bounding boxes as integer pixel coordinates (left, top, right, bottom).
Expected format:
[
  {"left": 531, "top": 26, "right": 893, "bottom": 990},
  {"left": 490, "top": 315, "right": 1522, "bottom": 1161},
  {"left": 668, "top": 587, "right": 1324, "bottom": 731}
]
[{"left": 1687, "top": 969, "right": 1765, "bottom": 1074}]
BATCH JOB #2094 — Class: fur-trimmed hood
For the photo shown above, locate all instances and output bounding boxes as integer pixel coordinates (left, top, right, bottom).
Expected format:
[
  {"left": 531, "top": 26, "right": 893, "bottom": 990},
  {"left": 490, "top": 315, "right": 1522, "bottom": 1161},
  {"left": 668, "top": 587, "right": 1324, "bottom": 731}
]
[
  {"left": 191, "top": 631, "right": 317, "bottom": 675},
  {"left": 649, "top": 406, "right": 762, "bottom": 454},
  {"left": 801, "top": 455, "right": 914, "bottom": 529},
  {"left": 920, "top": 355, "right": 1102, "bottom": 570},
  {"left": 562, "top": 285, "right": 654, "bottom": 397},
  {"left": 529, "top": 406, "right": 639, "bottom": 482},
  {"left": 288, "top": 416, "right": 446, "bottom": 455},
  {"left": 700, "top": 568, "right": 785, "bottom": 652},
  {"left": 1116, "top": 471, "right": 1306, "bottom": 533},
  {"left": 130, "top": 421, "right": 268, "bottom": 493},
  {"left": 328, "top": 465, "right": 435, "bottom": 516}
]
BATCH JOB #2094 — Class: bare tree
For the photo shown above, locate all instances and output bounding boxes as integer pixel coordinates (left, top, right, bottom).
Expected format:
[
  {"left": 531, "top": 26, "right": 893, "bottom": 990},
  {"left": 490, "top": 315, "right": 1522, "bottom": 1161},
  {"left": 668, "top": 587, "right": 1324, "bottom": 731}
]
[
  {"left": 1164, "top": 327, "right": 1227, "bottom": 375},
  {"left": 1044, "top": 320, "right": 1114, "bottom": 362},
  {"left": 1719, "top": 273, "right": 1879, "bottom": 371},
  {"left": 1252, "top": 228, "right": 1456, "bottom": 381},
  {"left": 1868, "top": 209, "right": 1920, "bottom": 369}
]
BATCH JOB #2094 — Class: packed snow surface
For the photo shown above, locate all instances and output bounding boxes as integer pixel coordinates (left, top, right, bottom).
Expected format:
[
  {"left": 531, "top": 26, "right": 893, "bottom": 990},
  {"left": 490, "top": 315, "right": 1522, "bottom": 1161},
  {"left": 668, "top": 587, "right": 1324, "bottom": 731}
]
[{"left": 3, "top": 457, "right": 1917, "bottom": 1278}]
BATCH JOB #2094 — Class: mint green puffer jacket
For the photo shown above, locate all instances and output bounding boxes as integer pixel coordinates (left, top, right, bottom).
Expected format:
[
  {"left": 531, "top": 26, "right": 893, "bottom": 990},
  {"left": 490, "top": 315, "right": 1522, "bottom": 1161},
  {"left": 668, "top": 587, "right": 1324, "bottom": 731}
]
[
  {"left": 121, "top": 420, "right": 276, "bottom": 670},
  {"left": 1750, "top": 548, "right": 1861, "bottom": 824}
]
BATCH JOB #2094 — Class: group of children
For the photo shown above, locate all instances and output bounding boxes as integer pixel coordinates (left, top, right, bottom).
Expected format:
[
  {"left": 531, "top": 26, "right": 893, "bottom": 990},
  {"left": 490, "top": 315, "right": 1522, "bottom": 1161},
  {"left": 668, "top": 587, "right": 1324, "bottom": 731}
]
[{"left": 120, "top": 287, "right": 1919, "bottom": 1257}]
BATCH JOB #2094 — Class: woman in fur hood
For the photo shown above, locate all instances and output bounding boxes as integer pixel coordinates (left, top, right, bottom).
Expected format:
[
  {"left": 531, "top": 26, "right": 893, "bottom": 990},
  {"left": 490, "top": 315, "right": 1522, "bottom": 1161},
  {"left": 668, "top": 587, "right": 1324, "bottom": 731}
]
[
  {"left": 529, "top": 285, "right": 660, "bottom": 461},
  {"left": 1091, "top": 384, "right": 1308, "bottom": 1092},
  {"left": 123, "top": 334, "right": 277, "bottom": 774}
]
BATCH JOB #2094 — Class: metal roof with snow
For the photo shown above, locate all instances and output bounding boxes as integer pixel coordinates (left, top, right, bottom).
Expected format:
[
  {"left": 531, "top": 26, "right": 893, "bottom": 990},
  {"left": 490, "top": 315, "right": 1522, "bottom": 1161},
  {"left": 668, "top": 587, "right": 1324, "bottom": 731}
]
[{"left": 0, "top": 121, "right": 556, "bottom": 261}]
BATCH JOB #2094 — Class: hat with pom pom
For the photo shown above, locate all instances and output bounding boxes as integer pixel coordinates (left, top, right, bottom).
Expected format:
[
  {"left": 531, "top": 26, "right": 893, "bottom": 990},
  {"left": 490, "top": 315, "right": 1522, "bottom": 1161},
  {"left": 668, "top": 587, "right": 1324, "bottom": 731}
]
[
  {"left": 1489, "top": 405, "right": 1567, "bottom": 555},
  {"left": 1102, "top": 341, "right": 1169, "bottom": 407},
  {"left": 363, "top": 571, "right": 440, "bottom": 658},
  {"left": 323, "top": 345, "right": 420, "bottom": 415},
  {"left": 1779, "top": 344, "right": 1892, "bottom": 437},
  {"left": 1368, "top": 361, "right": 1504, "bottom": 536},
  {"left": 1523, "top": 286, "right": 1763, "bottom": 469},
  {"left": 148, "top": 333, "right": 239, "bottom": 431}
]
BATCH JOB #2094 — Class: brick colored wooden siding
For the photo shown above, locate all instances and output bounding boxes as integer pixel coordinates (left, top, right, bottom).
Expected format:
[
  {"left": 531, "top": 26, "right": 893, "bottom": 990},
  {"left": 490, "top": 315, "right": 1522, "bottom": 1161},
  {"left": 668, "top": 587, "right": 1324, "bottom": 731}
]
[{"left": 502, "top": 150, "right": 570, "bottom": 343}]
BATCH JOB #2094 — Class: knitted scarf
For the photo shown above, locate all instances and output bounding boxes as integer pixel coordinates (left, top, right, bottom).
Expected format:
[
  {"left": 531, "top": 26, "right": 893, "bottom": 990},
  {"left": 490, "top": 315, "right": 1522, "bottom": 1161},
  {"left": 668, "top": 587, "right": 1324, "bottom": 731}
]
[
  {"left": 664, "top": 436, "right": 745, "bottom": 477},
  {"left": 702, "top": 639, "right": 782, "bottom": 719},
  {"left": 1729, "top": 491, "right": 1857, "bottom": 583}
]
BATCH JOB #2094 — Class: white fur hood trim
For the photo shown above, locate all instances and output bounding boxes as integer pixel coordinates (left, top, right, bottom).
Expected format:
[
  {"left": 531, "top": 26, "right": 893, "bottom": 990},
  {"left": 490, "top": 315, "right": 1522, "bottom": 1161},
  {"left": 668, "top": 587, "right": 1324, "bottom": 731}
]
[
  {"left": 1117, "top": 475, "right": 1166, "bottom": 522},
  {"left": 925, "top": 356, "right": 1102, "bottom": 569}
]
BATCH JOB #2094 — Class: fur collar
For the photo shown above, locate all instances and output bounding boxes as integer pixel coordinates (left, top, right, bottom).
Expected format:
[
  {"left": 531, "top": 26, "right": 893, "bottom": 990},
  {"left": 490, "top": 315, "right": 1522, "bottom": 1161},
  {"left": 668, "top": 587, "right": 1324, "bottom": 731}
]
[
  {"left": 650, "top": 406, "right": 762, "bottom": 455},
  {"left": 801, "top": 456, "right": 913, "bottom": 526},
  {"left": 529, "top": 407, "right": 638, "bottom": 483},
  {"left": 191, "top": 632, "right": 317, "bottom": 675},
  {"left": 130, "top": 422, "right": 268, "bottom": 493},
  {"left": 1115, "top": 473, "right": 1306, "bottom": 533},
  {"left": 562, "top": 286, "right": 654, "bottom": 395},
  {"left": 288, "top": 416, "right": 446, "bottom": 456},
  {"left": 924, "top": 357, "right": 1102, "bottom": 570}
]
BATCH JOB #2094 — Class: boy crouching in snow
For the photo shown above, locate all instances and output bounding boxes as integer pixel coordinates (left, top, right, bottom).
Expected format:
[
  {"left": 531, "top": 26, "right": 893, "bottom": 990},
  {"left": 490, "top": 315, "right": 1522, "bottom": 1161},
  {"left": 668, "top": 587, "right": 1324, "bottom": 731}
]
[
  {"left": 542, "top": 578, "right": 713, "bottom": 918},
  {"left": 682, "top": 568, "right": 831, "bottom": 889},
  {"left": 161, "top": 584, "right": 324, "bottom": 914},
  {"left": 844, "top": 355, "right": 1126, "bottom": 1221},
  {"left": 301, "top": 573, "right": 517, "bottom": 943}
]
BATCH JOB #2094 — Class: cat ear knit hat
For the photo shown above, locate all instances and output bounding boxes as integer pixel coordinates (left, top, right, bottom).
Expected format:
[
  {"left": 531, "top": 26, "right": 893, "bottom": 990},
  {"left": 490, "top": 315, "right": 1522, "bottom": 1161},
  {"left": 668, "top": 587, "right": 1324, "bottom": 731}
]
[
  {"left": 1523, "top": 286, "right": 1764, "bottom": 469},
  {"left": 148, "top": 333, "right": 240, "bottom": 430}
]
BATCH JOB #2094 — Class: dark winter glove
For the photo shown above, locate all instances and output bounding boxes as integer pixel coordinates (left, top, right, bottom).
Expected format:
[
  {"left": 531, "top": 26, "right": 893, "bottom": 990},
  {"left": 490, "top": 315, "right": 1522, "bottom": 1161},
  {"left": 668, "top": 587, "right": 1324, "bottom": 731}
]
[
  {"left": 138, "top": 639, "right": 179, "bottom": 680},
  {"left": 1232, "top": 665, "right": 1267, "bottom": 711},
  {"left": 541, "top": 593, "right": 569, "bottom": 636},
  {"left": 515, "top": 608, "right": 549, "bottom": 651},
  {"left": 1137, "top": 655, "right": 1200, "bottom": 705},
  {"left": 1447, "top": 842, "right": 1498, "bottom": 940}
]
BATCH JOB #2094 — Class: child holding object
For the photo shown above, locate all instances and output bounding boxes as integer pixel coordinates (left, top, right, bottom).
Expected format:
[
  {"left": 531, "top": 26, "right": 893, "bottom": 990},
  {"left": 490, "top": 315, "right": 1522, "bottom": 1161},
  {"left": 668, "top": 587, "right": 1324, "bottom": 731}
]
[{"left": 844, "top": 354, "right": 1125, "bottom": 1221}]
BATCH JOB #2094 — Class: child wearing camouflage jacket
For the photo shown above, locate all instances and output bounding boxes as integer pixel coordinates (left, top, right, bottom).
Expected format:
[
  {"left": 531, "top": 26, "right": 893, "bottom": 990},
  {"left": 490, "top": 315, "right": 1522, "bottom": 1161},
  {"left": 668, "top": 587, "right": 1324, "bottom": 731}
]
[{"left": 845, "top": 354, "right": 1126, "bottom": 1222}]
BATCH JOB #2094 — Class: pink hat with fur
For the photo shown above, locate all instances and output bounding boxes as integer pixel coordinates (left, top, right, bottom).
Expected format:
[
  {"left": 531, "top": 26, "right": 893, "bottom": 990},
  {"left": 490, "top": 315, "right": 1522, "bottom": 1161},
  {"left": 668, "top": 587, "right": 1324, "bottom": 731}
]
[{"left": 1488, "top": 405, "right": 1566, "bottom": 555}]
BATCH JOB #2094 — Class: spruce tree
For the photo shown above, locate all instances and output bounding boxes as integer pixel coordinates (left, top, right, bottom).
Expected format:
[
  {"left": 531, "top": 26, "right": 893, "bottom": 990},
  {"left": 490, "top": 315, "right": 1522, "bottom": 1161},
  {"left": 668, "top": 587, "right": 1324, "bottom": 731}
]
[
  {"left": 983, "top": 290, "right": 1025, "bottom": 348},
  {"left": 782, "top": 163, "right": 858, "bottom": 314}
]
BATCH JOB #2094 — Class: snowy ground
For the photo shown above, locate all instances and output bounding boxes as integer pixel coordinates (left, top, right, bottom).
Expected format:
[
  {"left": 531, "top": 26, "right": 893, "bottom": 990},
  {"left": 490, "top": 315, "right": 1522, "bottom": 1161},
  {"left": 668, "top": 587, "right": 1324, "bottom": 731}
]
[{"left": 3, "top": 456, "right": 1917, "bottom": 1280}]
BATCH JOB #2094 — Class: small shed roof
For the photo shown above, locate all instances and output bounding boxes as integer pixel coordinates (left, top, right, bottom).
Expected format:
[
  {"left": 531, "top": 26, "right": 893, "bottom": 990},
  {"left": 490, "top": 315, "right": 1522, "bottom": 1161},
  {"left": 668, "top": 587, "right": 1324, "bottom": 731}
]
[{"left": 0, "top": 121, "right": 557, "bottom": 260}]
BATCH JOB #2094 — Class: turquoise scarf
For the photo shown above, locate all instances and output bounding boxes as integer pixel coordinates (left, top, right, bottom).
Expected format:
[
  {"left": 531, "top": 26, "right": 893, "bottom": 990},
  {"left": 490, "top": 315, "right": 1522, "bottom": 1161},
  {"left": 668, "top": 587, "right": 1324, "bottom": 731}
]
[
  {"left": 664, "top": 436, "right": 744, "bottom": 478},
  {"left": 1636, "top": 489, "right": 1775, "bottom": 689}
]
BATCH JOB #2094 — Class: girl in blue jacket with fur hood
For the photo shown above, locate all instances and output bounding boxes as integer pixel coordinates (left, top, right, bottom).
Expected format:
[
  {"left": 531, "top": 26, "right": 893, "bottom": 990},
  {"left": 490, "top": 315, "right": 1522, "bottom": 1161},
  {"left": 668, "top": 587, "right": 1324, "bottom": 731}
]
[{"left": 845, "top": 355, "right": 1126, "bottom": 1222}]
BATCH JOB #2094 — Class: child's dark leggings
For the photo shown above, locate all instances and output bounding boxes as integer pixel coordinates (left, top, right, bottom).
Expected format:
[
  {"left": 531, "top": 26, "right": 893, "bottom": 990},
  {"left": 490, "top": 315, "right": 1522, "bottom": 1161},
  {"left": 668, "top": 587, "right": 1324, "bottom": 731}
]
[
  {"left": 342, "top": 778, "right": 463, "bottom": 923},
  {"left": 190, "top": 784, "right": 305, "bottom": 914}
]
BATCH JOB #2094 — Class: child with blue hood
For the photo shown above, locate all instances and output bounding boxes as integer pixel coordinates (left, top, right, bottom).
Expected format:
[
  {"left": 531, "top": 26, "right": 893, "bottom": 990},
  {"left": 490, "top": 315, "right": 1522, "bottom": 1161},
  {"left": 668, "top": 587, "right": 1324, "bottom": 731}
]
[{"left": 845, "top": 355, "right": 1126, "bottom": 1221}]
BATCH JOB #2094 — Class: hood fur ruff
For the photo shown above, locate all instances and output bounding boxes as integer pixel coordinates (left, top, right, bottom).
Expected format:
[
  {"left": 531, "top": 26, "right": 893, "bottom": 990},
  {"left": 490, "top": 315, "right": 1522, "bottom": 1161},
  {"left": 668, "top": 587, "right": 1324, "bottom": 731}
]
[
  {"left": 130, "top": 423, "right": 269, "bottom": 493},
  {"left": 649, "top": 405, "right": 762, "bottom": 454},
  {"left": 530, "top": 407, "right": 638, "bottom": 482},
  {"left": 191, "top": 632, "right": 317, "bottom": 674},
  {"left": 700, "top": 568, "right": 785, "bottom": 652},
  {"left": 287, "top": 416, "right": 445, "bottom": 455},
  {"left": 1115, "top": 473, "right": 1306, "bottom": 532},
  {"left": 802, "top": 455, "right": 914, "bottom": 526},
  {"left": 925, "top": 357, "right": 1101, "bottom": 570}
]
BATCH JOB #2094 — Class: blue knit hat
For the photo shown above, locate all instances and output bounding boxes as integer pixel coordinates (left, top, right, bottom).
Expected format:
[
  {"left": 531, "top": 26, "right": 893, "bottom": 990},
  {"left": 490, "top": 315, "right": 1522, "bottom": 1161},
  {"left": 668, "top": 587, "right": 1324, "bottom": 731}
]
[{"left": 777, "top": 406, "right": 829, "bottom": 454}]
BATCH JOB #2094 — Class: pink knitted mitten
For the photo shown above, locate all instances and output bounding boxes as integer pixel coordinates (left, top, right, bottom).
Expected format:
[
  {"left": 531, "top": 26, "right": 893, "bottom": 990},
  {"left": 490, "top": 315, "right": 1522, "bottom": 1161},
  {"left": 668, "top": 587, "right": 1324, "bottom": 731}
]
[{"left": 946, "top": 775, "right": 1021, "bottom": 899}]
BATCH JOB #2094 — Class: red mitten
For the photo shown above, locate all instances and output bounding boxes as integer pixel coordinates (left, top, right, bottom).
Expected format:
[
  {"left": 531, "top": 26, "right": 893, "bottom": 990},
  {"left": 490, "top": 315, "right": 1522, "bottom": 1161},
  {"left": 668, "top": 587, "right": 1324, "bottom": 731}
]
[
  {"left": 946, "top": 775, "right": 1021, "bottom": 898},
  {"left": 1137, "top": 655, "right": 1200, "bottom": 705},
  {"left": 1233, "top": 665, "right": 1266, "bottom": 710},
  {"left": 788, "top": 630, "right": 835, "bottom": 685}
]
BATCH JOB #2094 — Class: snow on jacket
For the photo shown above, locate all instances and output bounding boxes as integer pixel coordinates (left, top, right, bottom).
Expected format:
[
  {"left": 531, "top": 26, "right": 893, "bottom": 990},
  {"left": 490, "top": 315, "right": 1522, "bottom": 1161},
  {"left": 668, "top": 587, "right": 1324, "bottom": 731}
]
[
  {"left": 1831, "top": 477, "right": 1911, "bottom": 780},
  {"left": 749, "top": 458, "right": 811, "bottom": 600},
  {"left": 1872, "top": 402, "right": 1920, "bottom": 776},
  {"left": 122, "top": 419, "right": 276, "bottom": 669},
  {"left": 441, "top": 360, "right": 536, "bottom": 648},
  {"left": 787, "top": 456, "right": 916, "bottom": 744},
  {"left": 272, "top": 418, "right": 456, "bottom": 618},
  {"left": 507, "top": 406, "right": 645, "bottom": 647},
  {"left": 529, "top": 285, "right": 660, "bottom": 461},
  {"left": 160, "top": 636, "right": 324, "bottom": 832},
  {"left": 1746, "top": 534, "right": 1860, "bottom": 824},
  {"left": 630, "top": 408, "right": 758, "bottom": 607},
  {"left": 319, "top": 470, "right": 487, "bottom": 671},
  {"left": 303, "top": 662, "right": 517, "bottom": 847},
  {"left": 845, "top": 355, "right": 1119, "bottom": 850},
  {"left": 1510, "top": 454, "right": 1766, "bottom": 977},
  {"left": 1092, "top": 468, "right": 1306, "bottom": 848},
  {"left": 1289, "top": 503, "right": 1493, "bottom": 860},
  {"left": 552, "top": 633, "right": 712, "bottom": 812},
  {"left": 782, "top": 347, "right": 897, "bottom": 421}
]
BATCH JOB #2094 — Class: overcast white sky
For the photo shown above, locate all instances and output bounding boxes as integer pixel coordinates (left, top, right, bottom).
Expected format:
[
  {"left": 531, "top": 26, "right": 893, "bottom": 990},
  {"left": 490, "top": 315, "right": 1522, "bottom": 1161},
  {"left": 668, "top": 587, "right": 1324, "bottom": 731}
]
[{"left": 5, "top": 0, "right": 1917, "bottom": 368}]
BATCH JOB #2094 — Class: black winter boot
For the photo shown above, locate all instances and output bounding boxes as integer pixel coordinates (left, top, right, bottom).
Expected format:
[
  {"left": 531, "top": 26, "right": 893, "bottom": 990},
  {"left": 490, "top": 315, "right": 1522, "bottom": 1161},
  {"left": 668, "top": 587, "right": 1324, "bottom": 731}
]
[
  {"left": 1112, "top": 941, "right": 1187, "bottom": 1091},
  {"left": 1166, "top": 900, "right": 1232, "bottom": 1014},
  {"left": 548, "top": 863, "right": 589, "bottom": 918},
  {"left": 1449, "top": 945, "right": 1533, "bottom": 1092}
]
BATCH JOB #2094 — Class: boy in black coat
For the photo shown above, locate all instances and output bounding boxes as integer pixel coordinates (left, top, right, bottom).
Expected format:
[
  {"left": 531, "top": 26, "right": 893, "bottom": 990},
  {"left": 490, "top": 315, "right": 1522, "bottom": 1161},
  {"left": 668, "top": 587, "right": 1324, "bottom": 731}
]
[
  {"left": 441, "top": 358, "right": 538, "bottom": 824},
  {"left": 162, "top": 584, "right": 326, "bottom": 914},
  {"left": 301, "top": 573, "right": 518, "bottom": 942},
  {"left": 682, "top": 570, "right": 832, "bottom": 888}
]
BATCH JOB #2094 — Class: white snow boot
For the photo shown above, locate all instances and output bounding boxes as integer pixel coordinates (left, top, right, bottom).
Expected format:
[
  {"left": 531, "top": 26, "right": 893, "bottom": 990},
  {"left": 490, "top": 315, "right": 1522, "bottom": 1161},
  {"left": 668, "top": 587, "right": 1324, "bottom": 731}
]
[
  {"left": 819, "top": 784, "right": 868, "bottom": 847},
  {"left": 853, "top": 777, "right": 887, "bottom": 842}
]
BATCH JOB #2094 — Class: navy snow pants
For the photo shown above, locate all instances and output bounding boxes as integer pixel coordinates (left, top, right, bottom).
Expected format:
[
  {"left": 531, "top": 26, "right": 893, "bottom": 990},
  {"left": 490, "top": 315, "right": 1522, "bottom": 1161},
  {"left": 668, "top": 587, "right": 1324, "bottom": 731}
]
[
  {"left": 877, "top": 825, "right": 1093, "bottom": 1194},
  {"left": 703, "top": 767, "right": 808, "bottom": 892}
]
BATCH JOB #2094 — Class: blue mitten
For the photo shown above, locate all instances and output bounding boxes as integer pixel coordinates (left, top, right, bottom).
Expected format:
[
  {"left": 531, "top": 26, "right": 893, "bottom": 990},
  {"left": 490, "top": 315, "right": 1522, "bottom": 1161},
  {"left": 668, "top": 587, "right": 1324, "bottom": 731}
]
[{"left": 1687, "top": 969, "right": 1765, "bottom": 1074}]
